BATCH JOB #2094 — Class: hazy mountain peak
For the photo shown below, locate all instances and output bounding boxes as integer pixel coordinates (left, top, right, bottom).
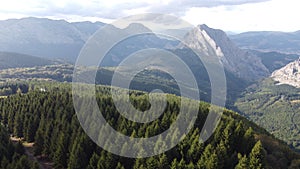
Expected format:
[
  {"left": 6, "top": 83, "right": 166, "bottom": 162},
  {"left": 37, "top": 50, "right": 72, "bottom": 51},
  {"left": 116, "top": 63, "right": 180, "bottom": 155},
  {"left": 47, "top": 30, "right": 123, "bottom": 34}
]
[
  {"left": 0, "top": 17, "right": 105, "bottom": 60},
  {"left": 180, "top": 25, "right": 223, "bottom": 57},
  {"left": 230, "top": 30, "right": 300, "bottom": 54},
  {"left": 125, "top": 23, "right": 152, "bottom": 33},
  {"left": 271, "top": 58, "right": 300, "bottom": 87}
]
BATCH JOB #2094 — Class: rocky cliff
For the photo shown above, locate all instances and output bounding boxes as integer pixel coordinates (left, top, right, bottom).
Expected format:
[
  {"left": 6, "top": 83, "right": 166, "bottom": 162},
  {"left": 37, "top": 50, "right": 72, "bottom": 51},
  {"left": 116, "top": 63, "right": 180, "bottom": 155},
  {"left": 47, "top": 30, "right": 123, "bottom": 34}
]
[
  {"left": 271, "top": 58, "right": 300, "bottom": 87},
  {"left": 181, "top": 24, "right": 269, "bottom": 81}
]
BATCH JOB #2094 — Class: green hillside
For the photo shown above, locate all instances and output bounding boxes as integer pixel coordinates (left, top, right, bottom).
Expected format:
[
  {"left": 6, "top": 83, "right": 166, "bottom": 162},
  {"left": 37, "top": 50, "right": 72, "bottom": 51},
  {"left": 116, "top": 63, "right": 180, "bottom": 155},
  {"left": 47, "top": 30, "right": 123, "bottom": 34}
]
[
  {"left": 0, "top": 82, "right": 299, "bottom": 169},
  {"left": 250, "top": 50, "right": 299, "bottom": 72},
  {"left": 235, "top": 78, "right": 300, "bottom": 151},
  {"left": 0, "top": 52, "right": 55, "bottom": 69}
]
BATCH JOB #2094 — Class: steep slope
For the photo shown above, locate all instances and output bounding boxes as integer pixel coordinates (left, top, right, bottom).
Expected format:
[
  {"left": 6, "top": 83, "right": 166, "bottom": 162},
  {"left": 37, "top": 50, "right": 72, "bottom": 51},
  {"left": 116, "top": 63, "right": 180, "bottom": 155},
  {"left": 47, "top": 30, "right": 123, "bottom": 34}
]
[
  {"left": 99, "top": 23, "right": 177, "bottom": 67},
  {"left": 271, "top": 58, "right": 300, "bottom": 88},
  {"left": 235, "top": 77, "right": 300, "bottom": 151},
  {"left": 235, "top": 58, "right": 300, "bottom": 151},
  {"left": 182, "top": 24, "right": 269, "bottom": 81},
  {"left": 0, "top": 17, "right": 270, "bottom": 82},
  {"left": 0, "top": 52, "right": 55, "bottom": 69},
  {"left": 230, "top": 31, "right": 300, "bottom": 54},
  {"left": 0, "top": 17, "right": 104, "bottom": 61},
  {"left": 0, "top": 17, "right": 176, "bottom": 63},
  {"left": 250, "top": 50, "right": 299, "bottom": 72}
]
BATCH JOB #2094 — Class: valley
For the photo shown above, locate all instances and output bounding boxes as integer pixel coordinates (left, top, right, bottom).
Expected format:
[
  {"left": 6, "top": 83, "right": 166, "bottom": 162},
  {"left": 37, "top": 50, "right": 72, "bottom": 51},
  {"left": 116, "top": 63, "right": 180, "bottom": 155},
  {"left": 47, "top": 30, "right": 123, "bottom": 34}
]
[{"left": 0, "top": 16, "right": 300, "bottom": 169}]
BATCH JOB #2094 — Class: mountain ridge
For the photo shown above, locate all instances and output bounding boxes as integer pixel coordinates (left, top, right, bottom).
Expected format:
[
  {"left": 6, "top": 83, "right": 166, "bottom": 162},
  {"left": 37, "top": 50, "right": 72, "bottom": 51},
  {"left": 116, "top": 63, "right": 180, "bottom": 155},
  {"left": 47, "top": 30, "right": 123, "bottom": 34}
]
[
  {"left": 0, "top": 51, "right": 56, "bottom": 69},
  {"left": 182, "top": 24, "right": 269, "bottom": 81},
  {"left": 230, "top": 30, "right": 300, "bottom": 54},
  {"left": 0, "top": 17, "right": 104, "bottom": 61}
]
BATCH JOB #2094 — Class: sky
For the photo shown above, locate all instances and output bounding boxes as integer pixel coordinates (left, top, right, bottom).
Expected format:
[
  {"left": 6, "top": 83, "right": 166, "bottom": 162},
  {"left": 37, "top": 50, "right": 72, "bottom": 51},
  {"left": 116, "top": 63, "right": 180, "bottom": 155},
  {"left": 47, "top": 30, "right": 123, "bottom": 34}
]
[{"left": 0, "top": 0, "right": 298, "bottom": 33}]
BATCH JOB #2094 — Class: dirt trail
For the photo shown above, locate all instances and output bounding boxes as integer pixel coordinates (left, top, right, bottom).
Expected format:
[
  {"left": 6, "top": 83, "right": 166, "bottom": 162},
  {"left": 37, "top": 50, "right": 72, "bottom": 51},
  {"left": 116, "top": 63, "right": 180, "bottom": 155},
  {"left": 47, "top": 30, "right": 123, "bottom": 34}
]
[{"left": 10, "top": 137, "right": 53, "bottom": 169}]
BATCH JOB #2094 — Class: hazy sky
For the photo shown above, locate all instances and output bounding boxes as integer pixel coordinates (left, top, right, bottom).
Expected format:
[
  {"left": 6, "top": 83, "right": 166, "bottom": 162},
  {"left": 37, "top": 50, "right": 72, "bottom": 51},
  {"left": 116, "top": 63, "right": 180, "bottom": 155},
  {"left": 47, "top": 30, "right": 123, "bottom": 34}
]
[{"left": 0, "top": 0, "right": 298, "bottom": 32}]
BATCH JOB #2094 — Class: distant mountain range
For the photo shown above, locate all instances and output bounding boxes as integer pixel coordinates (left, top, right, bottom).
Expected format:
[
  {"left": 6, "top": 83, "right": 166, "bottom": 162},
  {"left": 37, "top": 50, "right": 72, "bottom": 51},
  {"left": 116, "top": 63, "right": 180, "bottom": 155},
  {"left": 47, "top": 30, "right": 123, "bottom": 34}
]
[
  {"left": 249, "top": 50, "right": 299, "bottom": 72},
  {"left": 0, "top": 51, "right": 56, "bottom": 69},
  {"left": 229, "top": 31, "right": 300, "bottom": 54},
  {"left": 1, "top": 17, "right": 299, "bottom": 82},
  {"left": 0, "top": 17, "right": 104, "bottom": 61}
]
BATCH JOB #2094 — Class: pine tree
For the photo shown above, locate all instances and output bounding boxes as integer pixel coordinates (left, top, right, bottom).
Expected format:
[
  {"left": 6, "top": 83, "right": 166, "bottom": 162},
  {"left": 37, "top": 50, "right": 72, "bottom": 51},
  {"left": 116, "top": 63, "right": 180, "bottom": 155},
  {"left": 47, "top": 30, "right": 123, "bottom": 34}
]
[
  {"left": 243, "top": 127, "right": 255, "bottom": 154},
  {"left": 158, "top": 154, "right": 168, "bottom": 169},
  {"left": 15, "top": 155, "right": 31, "bottom": 169},
  {"left": 86, "top": 152, "right": 100, "bottom": 169},
  {"left": 34, "top": 129, "right": 44, "bottom": 156},
  {"left": 115, "top": 162, "right": 125, "bottom": 169},
  {"left": 25, "top": 116, "right": 36, "bottom": 142},
  {"left": 53, "top": 133, "right": 69, "bottom": 169},
  {"left": 216, "top": 140, "right": 228, "bottom": 168},
  {"left": 146, "top": 157, "right": 159, "bottom": 169},
  {"left": 235, "top": 153, "right": 249, "bottom": 169},
  {"left": 15, "top": 141, "right": 25, "bottom": 155},
  {"left": 42, "top": 121, "right": 53, "bottom": 155},
  {"left": 13, "top": 112, "right": 23, "bottom": 138},
  {"left": 68, "top": 135, "right": 89, "bottom": 169},
  {"left": 187, "top": 138, "right": 204, "bottom": 163},
  {"left": 178, "top": 158, "right": 186, "bottom": 169},
  {"left": 197, "top": 144, "right": 214, "bottom": 168},
  {"left": 97, "top": 152, "right": 116, "bottom": 169},
  {"left": 170, "top": 158, "right": 179, "bottom": 169},
  {"left": 206, "top": 152, "right": 218, "bottom": 169},
  {"left": 187, "top": 161, "right": 195, "bottom": 169},
  {"left": 249, "top": 141, "right": 266, "bottom": 169},
  {"left": 0, "top": 157, "right": 9, "bottom": 169},
  {"left": 32, "top": 161, "right": 40, "bottom": 169}
]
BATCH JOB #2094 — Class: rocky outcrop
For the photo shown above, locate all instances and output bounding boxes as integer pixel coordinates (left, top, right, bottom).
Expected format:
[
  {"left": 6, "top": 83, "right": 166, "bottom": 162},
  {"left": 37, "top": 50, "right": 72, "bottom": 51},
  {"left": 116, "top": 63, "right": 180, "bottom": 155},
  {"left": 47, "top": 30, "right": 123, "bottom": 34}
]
[
  {"left": 271, "top": 58, "right": 300, "bottom": 88},
  {"left": 181, "top": 24, "right": 269, "bottom": 81}
]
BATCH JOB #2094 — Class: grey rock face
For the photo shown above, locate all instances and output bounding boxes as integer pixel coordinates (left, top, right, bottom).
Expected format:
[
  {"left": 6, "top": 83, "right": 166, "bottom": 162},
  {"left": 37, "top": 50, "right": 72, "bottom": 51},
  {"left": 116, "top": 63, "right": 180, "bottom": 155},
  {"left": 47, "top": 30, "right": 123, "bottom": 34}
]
[
  {"left": 271, "top": 58, "right": 300, "bottom": 88},
  {"left": 181, "top": 24, "right": 269, "bottom": 81}
]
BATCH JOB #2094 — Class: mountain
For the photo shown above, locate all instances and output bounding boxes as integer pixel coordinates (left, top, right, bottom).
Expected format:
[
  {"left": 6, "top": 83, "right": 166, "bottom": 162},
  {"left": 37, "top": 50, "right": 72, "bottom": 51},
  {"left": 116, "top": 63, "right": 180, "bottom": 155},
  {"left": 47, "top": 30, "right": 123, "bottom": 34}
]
[
  {"left": 0, "top": 51, "right": 56, "bottom": 69},
  {"left": 250, "top": 50, "right": 300, "bottom": 72},
  {"left": 235, "top": 58, "right": 300, "bottom": 150},
  {"left": 229, "top": 31, "right": 300, "bottom": 54},
  {"left": 271, "top": 58, "right": 300, "bottom": 88},
  {"left": 97, "top": 23, "right": 178, "bottom": 67},
  {"left": 0, "top": 20, "right": 256, "bottom": 107},
  {"left": 0, "top": 17, "right": 104, "bottom": 61},
  {"left": 0, "top": 18, "right": 273, "bottom": 82},
  {"left": 182, "top": 24, "right": 269, "bottom": 81},
  {"left": 0, "top": 17, "right": 178, "bottom": 63}
]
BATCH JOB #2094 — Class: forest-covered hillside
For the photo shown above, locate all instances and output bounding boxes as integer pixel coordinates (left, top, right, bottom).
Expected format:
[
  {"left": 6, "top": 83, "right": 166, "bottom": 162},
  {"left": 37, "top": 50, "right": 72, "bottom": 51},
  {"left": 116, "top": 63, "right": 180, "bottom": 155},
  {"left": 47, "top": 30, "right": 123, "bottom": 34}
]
[
  {"left": 235, "top": 78, "right": 300, "bottom": 151},
  {"left": 0, "top": 52, "right": 56, "bottom": 70},
  {"left": 0, "top": 82, "right": 299, "bottom": 169}
]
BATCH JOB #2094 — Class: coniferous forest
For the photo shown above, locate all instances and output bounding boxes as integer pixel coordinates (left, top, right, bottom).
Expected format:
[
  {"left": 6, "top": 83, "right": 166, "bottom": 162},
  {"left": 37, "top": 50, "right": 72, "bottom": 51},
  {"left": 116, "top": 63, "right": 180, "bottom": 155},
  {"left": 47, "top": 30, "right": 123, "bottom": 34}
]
[{"left": 0, "top": 82, "right": 300, "bottom": 169}]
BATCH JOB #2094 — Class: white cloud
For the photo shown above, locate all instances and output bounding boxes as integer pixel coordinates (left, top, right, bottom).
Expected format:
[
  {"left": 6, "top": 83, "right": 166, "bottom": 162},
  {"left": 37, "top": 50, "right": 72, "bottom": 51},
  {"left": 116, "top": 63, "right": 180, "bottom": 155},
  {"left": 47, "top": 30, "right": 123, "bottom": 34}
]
[
  {"left": 182, "top": 0, "right": 300, "bottom": 32},
  {"left": 0, "top": 0, "right": 270, "bottom": 19},
  {"left": 0, "top": 0, "right": 298, "bottom": 32}
]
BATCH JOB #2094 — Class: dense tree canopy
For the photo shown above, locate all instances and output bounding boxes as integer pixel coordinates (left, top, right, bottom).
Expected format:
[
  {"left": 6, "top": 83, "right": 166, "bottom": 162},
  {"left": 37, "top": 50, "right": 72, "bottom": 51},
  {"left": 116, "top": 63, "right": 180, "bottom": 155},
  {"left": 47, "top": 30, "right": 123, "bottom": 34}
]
[{"left": 0, "top": 82, "right": 299, "bottom": 168}]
